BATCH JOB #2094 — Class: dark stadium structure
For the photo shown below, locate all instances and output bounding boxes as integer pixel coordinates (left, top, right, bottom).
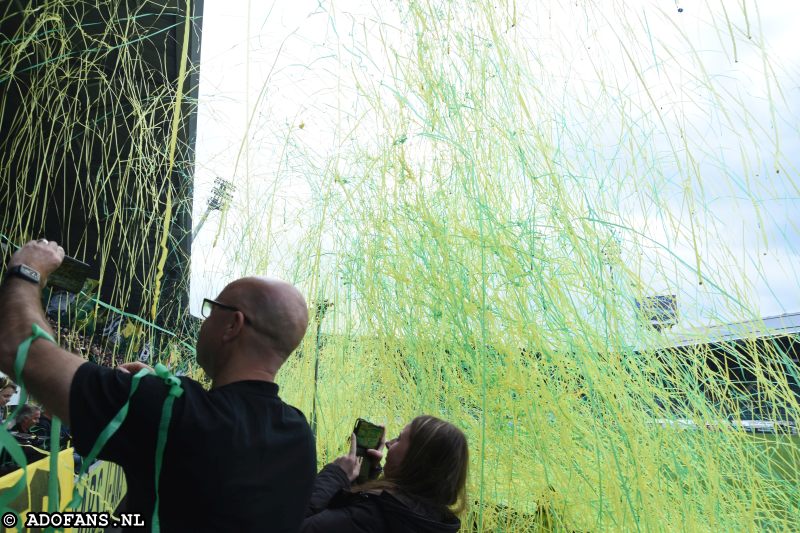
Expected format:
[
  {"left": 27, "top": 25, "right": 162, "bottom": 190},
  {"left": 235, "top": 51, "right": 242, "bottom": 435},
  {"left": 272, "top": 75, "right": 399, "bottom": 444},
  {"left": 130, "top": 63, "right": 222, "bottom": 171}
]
[
  {"left": 654, "top": 312, "right": 800, "bottom": 429},
  {"left": 0, "top": 1, "right": 204, "bottom": 330}
]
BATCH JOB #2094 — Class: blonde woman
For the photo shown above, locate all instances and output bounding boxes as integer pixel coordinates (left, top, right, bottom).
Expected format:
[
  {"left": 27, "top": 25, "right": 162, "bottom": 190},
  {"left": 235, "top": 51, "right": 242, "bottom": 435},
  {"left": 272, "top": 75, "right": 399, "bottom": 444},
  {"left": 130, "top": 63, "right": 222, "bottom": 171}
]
[
  {"left": 303, "top": 415, "right": 469, "bottom": 532},
  {"left": 0, "top": 376, "right": 17, "bottom": 426}
]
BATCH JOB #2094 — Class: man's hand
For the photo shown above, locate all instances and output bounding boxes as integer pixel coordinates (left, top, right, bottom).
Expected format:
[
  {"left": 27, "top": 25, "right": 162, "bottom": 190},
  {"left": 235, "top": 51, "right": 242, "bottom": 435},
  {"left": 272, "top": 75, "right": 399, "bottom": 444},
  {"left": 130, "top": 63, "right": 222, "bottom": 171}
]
[
  {"left": 116, "top": 361, "right": 154, "bottom": 374},
  {"left": 0, "top": 238, "right": 82, "bottom": 425},
  {"left": 332, "top": 433, "right": 364, "bottom": 482},
  {"left": 9, "top": 239, "right": 65, "bottom": 286}
]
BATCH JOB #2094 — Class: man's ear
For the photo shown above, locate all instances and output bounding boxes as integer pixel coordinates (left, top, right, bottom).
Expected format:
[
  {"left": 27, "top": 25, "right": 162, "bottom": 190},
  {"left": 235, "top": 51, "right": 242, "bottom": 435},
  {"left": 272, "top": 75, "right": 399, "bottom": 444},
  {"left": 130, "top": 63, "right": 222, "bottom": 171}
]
[{"left": 221, "top": 311, "right": 246, "bottom": 342}]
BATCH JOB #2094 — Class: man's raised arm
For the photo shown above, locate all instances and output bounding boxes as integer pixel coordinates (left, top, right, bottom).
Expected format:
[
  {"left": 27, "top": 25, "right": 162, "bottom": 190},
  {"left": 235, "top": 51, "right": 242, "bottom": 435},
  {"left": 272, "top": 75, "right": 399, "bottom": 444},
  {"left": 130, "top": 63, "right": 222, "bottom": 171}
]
[{"left": 0, "top": 240, "right": 86, "bottom": 425}]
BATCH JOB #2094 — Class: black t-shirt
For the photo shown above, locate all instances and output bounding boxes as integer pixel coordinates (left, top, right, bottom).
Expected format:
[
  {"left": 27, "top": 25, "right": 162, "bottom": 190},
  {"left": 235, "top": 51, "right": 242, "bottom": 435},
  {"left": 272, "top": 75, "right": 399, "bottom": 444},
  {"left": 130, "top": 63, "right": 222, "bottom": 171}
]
[{"left": 69, "top": 362, "right": 316, "bottom": 532}]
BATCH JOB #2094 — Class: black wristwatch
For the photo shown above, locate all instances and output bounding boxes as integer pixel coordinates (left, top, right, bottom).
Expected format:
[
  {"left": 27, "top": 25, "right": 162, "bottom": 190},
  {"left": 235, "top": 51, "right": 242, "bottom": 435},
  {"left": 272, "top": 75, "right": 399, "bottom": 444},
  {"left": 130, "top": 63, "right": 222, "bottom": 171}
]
[{"left": 6, "top": 264, "right": 41, "bottom": 285}]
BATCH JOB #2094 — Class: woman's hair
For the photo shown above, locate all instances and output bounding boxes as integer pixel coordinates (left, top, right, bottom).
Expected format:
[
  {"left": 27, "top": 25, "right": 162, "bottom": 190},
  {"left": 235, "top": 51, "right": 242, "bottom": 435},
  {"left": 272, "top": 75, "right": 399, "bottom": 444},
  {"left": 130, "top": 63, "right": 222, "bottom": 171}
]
[
  {"left": 358, "top": 415, "right": 469, "bottom": 514},
  {"left": 0, "top": 376, "right": 17, "bottom": 392}
]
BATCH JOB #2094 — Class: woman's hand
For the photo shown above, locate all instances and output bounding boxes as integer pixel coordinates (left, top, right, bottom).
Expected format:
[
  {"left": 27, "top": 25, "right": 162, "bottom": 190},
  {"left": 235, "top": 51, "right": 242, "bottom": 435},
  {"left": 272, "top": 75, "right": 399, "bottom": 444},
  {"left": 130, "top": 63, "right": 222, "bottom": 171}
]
[
  {"left": 332, "top": 433, "right": 363, "bottom": 482},
  {"left": 366, "top": 428, "right": 386, "bottom": 479}
]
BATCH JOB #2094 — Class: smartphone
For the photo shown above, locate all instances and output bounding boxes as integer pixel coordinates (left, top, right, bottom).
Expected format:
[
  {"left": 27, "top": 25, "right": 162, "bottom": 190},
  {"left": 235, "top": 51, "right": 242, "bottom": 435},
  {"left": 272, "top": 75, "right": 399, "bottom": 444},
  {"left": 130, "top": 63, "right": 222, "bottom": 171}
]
[
  {"left": 354, "top": 418, "right": 384, "bottom": 452},
  {"left": 353, "top": 418, "right": 384, "bottom": 483},
  {"left": 48, "top": 255, "right": 91, "bottom": 293}
]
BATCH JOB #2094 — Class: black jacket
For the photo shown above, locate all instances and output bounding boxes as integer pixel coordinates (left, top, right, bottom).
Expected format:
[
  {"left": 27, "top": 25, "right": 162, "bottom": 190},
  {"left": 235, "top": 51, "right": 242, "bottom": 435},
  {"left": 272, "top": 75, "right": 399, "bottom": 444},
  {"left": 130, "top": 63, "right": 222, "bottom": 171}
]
[{"left": 301, "top": 464, "right": 461, "bottom": 533}]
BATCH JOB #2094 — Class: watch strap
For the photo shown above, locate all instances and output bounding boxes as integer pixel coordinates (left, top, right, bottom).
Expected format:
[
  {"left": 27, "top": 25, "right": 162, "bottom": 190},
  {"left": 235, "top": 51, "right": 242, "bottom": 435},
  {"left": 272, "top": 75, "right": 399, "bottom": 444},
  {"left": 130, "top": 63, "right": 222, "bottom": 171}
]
[{"left": 6, "top": 264, "right": 41, "bottom": 285}]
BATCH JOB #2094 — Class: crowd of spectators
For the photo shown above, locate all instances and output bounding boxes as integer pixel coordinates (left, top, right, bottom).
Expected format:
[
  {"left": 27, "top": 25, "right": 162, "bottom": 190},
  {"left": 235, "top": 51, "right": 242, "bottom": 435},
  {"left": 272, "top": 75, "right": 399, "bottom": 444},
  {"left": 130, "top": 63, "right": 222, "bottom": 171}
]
[
  {"left": 0, "top": 317, "right": 114, "bottom": 475},
  {"left": 0, "top": 374, "right": 76, "bottom": 472},
  {"left": 1, "top": 305, "right": 176, "bottom": 477},
  {"left": 0, "top": 319, "right": 96, "bottom": 477},
  {"left": 0, "top": 303, "right": 155, "bottom": 477},
  {"left": 0, "top": 393, "right": 78, "bottom": 475},
  {"left": 46, "top": 315, "right": 117, "bottom": 367}
]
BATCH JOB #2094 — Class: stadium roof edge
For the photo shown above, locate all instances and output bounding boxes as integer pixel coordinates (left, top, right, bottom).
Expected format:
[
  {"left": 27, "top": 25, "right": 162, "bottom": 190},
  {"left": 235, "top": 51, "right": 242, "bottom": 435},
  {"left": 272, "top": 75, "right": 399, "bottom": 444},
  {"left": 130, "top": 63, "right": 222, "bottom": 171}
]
[{"left": 648, "top": 311, "right": 800, "bottom": 352}]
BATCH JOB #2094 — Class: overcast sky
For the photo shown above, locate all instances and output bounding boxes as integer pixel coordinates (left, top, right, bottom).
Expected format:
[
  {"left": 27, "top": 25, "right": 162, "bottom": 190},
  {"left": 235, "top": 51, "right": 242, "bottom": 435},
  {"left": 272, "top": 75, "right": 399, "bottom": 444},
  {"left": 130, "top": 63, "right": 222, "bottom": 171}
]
[{"left": 190, "top": 0, "right": 799, "bottom": 331}]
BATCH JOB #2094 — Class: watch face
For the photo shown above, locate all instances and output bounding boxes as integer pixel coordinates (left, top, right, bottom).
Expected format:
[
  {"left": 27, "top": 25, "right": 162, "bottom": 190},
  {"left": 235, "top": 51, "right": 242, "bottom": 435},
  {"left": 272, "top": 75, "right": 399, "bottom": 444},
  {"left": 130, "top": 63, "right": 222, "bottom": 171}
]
[
  {"left": 9, "top": 264, "right": 41, "bottom": 284},
  {"left": 20, "top": 265, "right": 39, "bottom": 280}
]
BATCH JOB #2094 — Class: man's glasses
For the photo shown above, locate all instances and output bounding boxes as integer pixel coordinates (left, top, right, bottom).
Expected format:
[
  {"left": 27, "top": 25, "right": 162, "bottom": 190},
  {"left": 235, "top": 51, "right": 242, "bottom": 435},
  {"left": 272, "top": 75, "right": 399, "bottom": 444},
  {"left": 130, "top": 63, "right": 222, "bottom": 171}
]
[{"left": 201, "top": 298, "right": 245, "bottom": 320}]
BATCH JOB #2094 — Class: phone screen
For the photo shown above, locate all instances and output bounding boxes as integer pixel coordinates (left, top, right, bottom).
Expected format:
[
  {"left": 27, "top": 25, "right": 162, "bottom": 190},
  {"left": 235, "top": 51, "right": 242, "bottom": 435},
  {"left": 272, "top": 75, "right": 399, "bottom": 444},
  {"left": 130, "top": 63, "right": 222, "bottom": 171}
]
[
  {"left": 354, "top": 419, "right": 384, "bottom": 450},
  {"left": 48, "top": 255, "right": 91, "bottom": 293}
]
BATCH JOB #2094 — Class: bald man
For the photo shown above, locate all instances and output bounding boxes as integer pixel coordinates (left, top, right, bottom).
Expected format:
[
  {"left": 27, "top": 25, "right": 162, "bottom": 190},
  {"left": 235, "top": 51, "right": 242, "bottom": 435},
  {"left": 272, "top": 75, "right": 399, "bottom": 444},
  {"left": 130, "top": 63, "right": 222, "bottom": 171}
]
[{"left": 0, "top": 240, "right": 316, "bottom": 532}]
